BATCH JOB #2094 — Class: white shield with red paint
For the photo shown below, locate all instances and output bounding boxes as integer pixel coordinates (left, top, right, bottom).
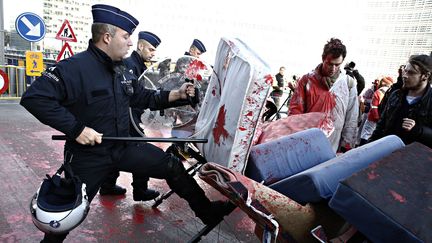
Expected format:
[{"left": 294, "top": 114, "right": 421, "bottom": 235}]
[{"left": 194, "top": 37, "right": 272, "bottom": 173}]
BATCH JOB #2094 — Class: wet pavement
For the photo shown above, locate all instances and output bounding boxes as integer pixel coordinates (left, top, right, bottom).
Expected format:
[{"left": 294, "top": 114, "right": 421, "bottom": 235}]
[{"left": 0, "top": 101, "right": 258, "bottom": 242}]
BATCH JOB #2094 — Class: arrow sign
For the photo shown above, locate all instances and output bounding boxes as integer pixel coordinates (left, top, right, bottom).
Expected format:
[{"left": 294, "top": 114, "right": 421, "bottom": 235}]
[
  {"left": 20, "top": 16, "right": 41, "bottom": 37},
  {"left": 15, "top": 12, "right": 46, "bottom": 42}
]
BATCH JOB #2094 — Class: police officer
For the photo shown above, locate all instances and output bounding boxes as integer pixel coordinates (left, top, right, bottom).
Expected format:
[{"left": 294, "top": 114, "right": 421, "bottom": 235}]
[
  {"left": 99, "top": 31, "right": 162, "bottom": 201},
  {"left": 124, "top": 31, "right": 161, "bottom": 78},
  {"left": 175, "top": 39, "right": 206, "bottom": 73},
  {"left": 21, "top": 4, "right": 231, "bottom": 242},
  {"left": 186, "top": 39, "right": 206, "bottom": 58}
]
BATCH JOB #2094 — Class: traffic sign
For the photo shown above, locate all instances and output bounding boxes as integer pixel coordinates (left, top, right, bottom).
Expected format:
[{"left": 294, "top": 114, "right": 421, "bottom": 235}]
[
  {"left": 15, "top": 12, "right": 46, "bottom": 42},
  {"left": 55, "top": 19, "right": 77, "bottom": 42},
  {"left": 0, "top": 70, "right": 9, "bottom": 95},
  {"left": 57, "top": 42, "right": 74, "bottom": 62},
  {"left": 26, "top": 51, "right": 44, "bottom": 76}
]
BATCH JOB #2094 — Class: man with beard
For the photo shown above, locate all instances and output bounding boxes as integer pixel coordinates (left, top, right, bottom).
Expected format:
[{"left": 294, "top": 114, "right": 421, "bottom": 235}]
[
  {"left": 288, "top": 38, "right": 359, "bottom": 152},
  {"left": 369, "top": 54, "right": 432, "bottom": 148}
]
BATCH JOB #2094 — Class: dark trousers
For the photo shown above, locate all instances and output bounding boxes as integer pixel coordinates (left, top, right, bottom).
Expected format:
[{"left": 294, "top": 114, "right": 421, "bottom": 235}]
[{"left": 42, "top": 142, "right": 177, "bottom": 242}]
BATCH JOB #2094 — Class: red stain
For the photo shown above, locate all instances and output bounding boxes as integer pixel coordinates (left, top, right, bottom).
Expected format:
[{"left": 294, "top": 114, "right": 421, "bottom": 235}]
[
  {"left": 133, "top": 207, "right": 145, "bottom": 224},
  {"left": 367, "top": 170, "right": 378, "bottom": 180},
  {"left": 99, "top": 197, "right": 116, "bottom": 211},
  {"left": 389, "top": 189, "right": 407, "bottom": 203},
  {"left": 7, "top": 213, "right": 26, "bottom": 224},
  {"left": 245, "top": 111, "right": 253, "bottom": 116},
  {"left": 239, "top": 127, "right": 246, "bottom": 131},
  {"left": 185, "top": 59, "right": 206, "bottom": 81},
  {"left": 264, "top": 74, "right": 273, "bottom": 85},
  {"left": 212, "top": 105, "right": 229, "bottom": 145}
]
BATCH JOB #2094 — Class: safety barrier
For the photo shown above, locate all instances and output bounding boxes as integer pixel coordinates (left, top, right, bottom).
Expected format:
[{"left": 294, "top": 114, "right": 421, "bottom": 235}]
[{"left": 0, "top": 65, "right": 30, "bottom": 99}]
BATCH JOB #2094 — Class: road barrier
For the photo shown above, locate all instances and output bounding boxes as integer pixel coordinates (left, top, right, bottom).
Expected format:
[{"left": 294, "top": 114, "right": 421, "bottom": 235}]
[{"left": 0, "top": 65, "right": 29, "bottom": 99}]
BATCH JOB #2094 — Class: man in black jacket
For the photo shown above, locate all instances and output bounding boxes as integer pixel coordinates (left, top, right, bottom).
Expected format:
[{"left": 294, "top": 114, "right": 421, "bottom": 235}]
[
  {"left": 345, "top": 61, "right": 365, "bottom": 95},
  {"left": 99, "top": 31, "right": 162, "bottom": 201},
  {"left": 21, "top": 4, "right": 231, "bottom": 242},
  {"left": 369, "top": 54, "right": 432, "bottom": 148}
]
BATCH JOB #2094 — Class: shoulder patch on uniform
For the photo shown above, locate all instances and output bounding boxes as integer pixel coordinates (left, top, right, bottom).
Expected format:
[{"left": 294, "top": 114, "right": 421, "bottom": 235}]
[{"left": 42, "top": 66, "right": 60, "bottom": 82}]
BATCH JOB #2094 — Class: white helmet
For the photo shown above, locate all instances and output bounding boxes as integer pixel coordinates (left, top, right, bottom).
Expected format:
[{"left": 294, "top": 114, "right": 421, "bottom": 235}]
[{"left": 30, "top": 164, "right": 89, "bottom": 234}]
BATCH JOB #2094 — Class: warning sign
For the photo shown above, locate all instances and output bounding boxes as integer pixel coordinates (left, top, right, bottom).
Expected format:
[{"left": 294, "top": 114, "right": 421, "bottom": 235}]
[
  {"left": 57, "top": 42, "right": 74, "bottom": 62},
  {"left": 0, "top": 69, "right": 9, "bottom": 95},
  {"left": 55, "top": 19, "right": 77, "bottom": 42}
]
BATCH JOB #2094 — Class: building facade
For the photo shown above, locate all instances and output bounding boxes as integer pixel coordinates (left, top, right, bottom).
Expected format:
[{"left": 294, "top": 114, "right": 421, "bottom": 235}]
[{"left": 357, "top": 0, "right": 432, "bottom": 83}]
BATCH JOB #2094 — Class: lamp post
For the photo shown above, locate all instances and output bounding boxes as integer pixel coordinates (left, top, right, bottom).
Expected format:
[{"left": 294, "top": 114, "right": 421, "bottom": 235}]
[{"left": 0, "top": 0, "right": 5, "bottom": 66}]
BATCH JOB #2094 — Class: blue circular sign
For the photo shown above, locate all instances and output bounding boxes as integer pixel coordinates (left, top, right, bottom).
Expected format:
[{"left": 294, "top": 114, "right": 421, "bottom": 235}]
[{"left": 15, "top": 12, "right": 46, "bottom": 42}]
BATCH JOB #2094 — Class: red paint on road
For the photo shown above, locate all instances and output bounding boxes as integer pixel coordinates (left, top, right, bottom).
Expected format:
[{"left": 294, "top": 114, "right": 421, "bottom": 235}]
[{"left": 389, "top": 189, "right": 407, "bottom": 203}]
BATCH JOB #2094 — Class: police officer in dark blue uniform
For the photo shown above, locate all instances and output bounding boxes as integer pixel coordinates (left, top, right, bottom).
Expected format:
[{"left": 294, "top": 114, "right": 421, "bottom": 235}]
[
  {"left": 99, "top": 31, "right": 162, "bottom": 201},
  {"left": 124, "top": 31, "right": 161, "bottom": 78},
  {"left": 187, "top": 39, "right": 206, "bottom": 57},
  {"left": 21, "top": 4, "right": 230, "bottom": 243},
  {"left": 174, "top": 39, "right": 206, "bottom": 73}
]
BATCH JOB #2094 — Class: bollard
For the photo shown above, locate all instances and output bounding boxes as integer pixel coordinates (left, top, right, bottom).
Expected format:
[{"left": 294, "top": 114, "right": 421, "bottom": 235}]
[
  {"left": 7, "top": 65, "right": 16, "bottom": 97},
  {"left": 17, "top": 67, "right": 26, "bottom": 96}
]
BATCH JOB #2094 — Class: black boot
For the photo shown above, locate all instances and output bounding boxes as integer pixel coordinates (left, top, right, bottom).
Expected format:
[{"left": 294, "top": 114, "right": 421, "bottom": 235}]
[
  {"left": 133, "top": 188, "right": 160, "bottom": 201},
  {"left": 165, "top": 155, "right": 234, "bottom": 225},
  {"left": 132, "top": 175, "right": 160, "bottom": 201},
  {"left": 99, "top": 170, "right": 126, "bottom": 195},
  {"left": 99, "top": 184, "right": 127, "bottom": 195}
]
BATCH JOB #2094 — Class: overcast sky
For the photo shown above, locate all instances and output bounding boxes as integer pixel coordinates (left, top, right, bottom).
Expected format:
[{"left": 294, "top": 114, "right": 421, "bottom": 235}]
[{"left": 4, "top": 0, "right": 366, "bottom": 76}]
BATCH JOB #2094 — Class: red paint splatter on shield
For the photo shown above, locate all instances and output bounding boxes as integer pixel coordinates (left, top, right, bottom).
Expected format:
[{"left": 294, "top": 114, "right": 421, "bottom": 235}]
[
  {"left": 264, "top": 74, "right": 273, "bottom": 85},
  {"left": 212, "top": 105, "right": 229, "bottom": 145},
  {"left": 389, "top": 189, "right": 407, "bottom": 203},
  {"left": 185, "top": 59, "right": 206, "bottom": 81}
]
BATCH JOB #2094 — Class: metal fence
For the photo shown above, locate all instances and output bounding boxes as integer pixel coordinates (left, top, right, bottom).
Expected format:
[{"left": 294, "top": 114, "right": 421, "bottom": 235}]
[{"left": 0, "top": 65, "right": 30, "bottom": 99}]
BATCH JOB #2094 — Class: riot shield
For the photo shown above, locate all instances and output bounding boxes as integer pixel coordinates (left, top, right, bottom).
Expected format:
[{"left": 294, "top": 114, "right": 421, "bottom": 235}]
[{"left": 132, "top": 56, "right": 213, "bottom": 140}]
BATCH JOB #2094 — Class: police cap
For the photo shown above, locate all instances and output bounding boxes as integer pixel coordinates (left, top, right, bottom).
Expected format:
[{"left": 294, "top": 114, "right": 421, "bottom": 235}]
[{"left": 91, "top": 4, "right": 139, "bottom": 34}]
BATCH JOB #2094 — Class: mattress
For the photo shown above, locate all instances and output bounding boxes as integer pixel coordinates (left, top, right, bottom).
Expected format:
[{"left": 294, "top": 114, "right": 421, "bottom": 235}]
[{"left": 329, "top": 142, "right": 431, "bottom": 243}]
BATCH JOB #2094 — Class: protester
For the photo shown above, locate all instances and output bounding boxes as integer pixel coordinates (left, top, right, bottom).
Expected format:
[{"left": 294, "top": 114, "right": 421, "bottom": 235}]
[
  {"left": 359, "top": 76, "right": 394, "bottom": 145},
  {"left": 344, "top": 61, "right": 365, "bottom": 95},
  {"left": 369, "top": 54, "right": 432, "bottom": 148},
  {"left": 288, "top": 38, "right": 359, "bottom": 152},
  {"left": 272, "top": 66, "right": 286, "bottom": 109}
]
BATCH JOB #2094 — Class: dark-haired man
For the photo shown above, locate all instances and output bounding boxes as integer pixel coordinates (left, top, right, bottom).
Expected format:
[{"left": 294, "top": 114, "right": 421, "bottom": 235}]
[
  {"left": 369, "top": 54, "right": 432, "bottom": 148},
  {"left": 288, "top": 38, "right": 359, "bottom": 152}
]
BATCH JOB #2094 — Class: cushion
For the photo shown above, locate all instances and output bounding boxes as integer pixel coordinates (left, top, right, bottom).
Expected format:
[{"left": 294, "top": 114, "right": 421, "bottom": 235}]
[
  {"left": 270, "top": 135, "right": 405, "bottom": 205},
  {"left": 245, "top": 128, "right": 335, "bottom": 185}
]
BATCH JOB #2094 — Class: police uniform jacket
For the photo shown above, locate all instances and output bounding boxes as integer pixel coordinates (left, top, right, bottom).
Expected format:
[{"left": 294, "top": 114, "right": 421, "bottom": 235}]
[
  {"left": 20, "top": 40, "right": 172, "bottom": 153},
  {"left": 123, "top": 50, "right": 147, "bottom": 78}
]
